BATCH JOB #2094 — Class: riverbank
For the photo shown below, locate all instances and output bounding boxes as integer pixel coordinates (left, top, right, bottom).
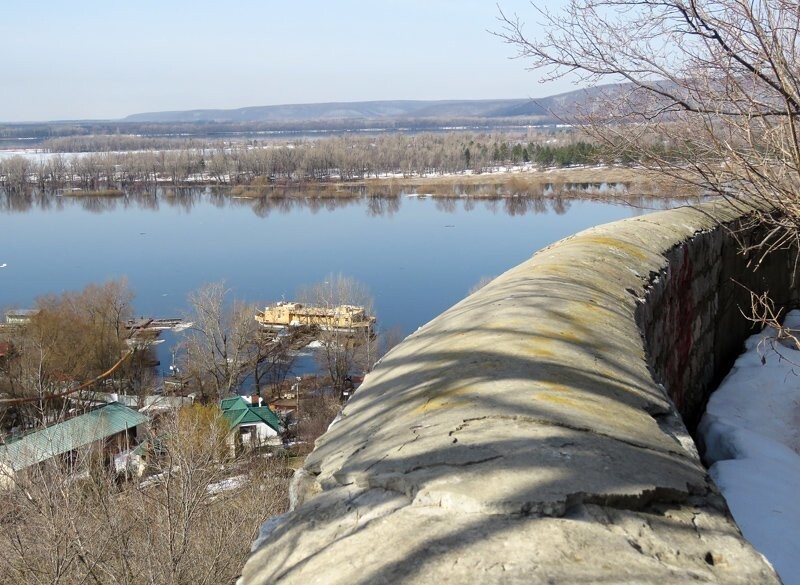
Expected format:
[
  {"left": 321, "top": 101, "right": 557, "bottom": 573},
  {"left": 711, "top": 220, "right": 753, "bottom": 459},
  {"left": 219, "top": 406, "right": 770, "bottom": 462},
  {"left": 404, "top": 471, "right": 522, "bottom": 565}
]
[
  {"left": 0, "top": 129, "right": 698, "bottom": 200},
  {"left": 226, "top": 166, "right": 698, "bottom": 201},
  {"left": 362, "top": 165, "right": 694, "bottom": 197}
]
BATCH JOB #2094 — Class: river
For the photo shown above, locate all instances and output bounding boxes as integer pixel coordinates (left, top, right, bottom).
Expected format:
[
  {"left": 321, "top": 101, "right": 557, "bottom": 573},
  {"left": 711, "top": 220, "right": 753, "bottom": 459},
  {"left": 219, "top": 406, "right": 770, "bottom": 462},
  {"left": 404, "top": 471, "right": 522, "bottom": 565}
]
[{"left": 0, "top": 188, "right": 683, "bottom": 375}]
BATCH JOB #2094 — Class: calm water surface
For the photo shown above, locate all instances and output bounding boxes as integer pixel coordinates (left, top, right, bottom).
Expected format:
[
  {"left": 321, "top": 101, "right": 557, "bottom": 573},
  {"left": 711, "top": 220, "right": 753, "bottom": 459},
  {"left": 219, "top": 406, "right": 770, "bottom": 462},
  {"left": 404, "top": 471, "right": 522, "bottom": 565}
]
[{"left": 0, "top": 189, "right": 676, "bottom": 340}]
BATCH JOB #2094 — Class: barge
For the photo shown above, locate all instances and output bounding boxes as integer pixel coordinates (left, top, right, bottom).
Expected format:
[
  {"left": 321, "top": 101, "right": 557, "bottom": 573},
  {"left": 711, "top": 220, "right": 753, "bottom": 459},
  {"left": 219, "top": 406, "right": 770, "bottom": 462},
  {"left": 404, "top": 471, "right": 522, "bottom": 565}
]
[{"left": 255, "top": 302, "right": 375, "bottom": 333}]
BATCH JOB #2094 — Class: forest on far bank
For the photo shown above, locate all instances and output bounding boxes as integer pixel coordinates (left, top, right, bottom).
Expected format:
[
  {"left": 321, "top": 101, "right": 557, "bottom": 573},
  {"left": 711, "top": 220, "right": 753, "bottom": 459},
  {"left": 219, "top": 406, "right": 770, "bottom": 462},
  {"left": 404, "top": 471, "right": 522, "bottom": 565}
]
[{"left": 0, "top": 128, "right": 684, "bottom": 193}]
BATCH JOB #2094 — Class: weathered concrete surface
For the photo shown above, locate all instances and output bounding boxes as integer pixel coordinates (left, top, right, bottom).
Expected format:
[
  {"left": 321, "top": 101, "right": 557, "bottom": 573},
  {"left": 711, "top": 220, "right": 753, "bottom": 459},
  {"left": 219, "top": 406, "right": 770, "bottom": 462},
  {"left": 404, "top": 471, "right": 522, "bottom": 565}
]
[{"left": 242, "top": 201, "right": 787, "bottom": 584}]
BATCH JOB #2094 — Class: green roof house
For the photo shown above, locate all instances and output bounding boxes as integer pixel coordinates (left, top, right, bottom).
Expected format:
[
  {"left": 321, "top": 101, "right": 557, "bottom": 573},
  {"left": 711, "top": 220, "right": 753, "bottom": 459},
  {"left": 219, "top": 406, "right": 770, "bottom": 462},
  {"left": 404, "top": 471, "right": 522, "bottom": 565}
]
[
  {"left": 219, "top": 396, "right": 251, "bottom": 411},
  {"left": 0, "top": 402, "right": 149, "bottom": 487},
  {"left": 220, "top": 396, "right": 282, "bottom": 454}
]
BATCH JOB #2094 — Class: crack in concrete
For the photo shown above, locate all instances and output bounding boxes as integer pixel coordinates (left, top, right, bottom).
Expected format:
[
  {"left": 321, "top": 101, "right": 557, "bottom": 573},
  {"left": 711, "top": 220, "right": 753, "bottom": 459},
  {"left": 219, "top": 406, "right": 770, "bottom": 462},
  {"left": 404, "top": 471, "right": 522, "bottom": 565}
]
[
  {"left": 577, "top": 486, "right": 697, "bottom": 514},
  {"left": 363, "top": 454, "right": 389, "bottom": 472},
  {"left": 397, "top": 427, "right": 422, "bottom": 451},
  {"left": 404, "top": 454, "right": 503, "bottom": 474},
  {"left": 456, "top": 414, "right": 697, "bottom": 462}
]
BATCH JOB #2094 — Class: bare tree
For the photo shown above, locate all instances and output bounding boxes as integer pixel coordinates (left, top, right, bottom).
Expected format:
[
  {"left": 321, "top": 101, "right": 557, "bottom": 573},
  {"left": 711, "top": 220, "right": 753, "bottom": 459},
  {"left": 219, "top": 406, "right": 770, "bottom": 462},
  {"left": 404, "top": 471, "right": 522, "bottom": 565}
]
[
  {"left": 298, "top": 274, "right": 376, "bottom": 398},
  {"left": 469, "top": 275, "right": 497, "bottom": 295},
  {"left": 496, "top": 0, "right": 800, "bottom": 263},
  {"left": 0, "top": 279, "right": 138, "bottom": 429},
  {"left": 0, "top": 404, "right": 290, "bottom": 585},
  {"left": 252, "top": 333, "right": 298, "bottom": 397},
  {"left": 180, "top": 282, "right": 260, "bottom": 402},
  {"left": 1, "top": 156, "right": 31, "bottom": 192},
  {"left": 294, "top": 392, "right": 342, "bottom": 455}
]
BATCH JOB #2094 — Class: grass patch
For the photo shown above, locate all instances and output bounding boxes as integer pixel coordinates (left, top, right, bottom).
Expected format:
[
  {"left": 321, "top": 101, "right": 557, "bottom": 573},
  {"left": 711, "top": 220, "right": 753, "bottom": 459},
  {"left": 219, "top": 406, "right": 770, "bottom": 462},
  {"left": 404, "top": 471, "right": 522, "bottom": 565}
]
[
  {"left": 286, "top": 455, "right": 307, "bottom": 470},
  {"left": 354, "top": 167, "right": 700, "bottom": 200},
  {"left": 305, "top": 182, "right": 360, "bottom": 199},
  {"left": 230, "top": 185, "right": 267, "bottom": 198}
]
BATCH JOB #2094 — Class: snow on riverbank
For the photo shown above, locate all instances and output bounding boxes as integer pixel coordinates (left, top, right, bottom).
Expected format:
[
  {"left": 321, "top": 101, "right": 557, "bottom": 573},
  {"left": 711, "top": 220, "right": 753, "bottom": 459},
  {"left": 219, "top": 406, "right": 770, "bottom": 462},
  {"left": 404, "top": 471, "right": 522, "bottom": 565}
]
[{"left": 699, "top": 310, "right": 800, "bottom": 584}]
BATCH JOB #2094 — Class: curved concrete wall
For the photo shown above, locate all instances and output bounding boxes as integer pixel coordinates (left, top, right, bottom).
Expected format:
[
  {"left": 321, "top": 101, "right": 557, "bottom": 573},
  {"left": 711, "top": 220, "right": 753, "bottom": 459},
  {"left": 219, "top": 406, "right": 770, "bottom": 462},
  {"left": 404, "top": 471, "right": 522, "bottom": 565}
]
[{"left": 243, "top": 201, "right": 794, "bottom": 584}]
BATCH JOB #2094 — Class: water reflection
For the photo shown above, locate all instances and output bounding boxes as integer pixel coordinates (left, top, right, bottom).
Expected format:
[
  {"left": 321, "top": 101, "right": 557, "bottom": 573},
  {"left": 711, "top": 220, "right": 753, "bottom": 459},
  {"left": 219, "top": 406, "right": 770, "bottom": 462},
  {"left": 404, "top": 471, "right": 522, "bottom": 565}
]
[
  {"left": 366, "top": 196, "right": 401, "bottom": 218},
  {"left": 0, "top": 184, "right": 702, "bottom": 355},
  {"left": 0, "top": 187, "right": 702, "bottom": 218}
]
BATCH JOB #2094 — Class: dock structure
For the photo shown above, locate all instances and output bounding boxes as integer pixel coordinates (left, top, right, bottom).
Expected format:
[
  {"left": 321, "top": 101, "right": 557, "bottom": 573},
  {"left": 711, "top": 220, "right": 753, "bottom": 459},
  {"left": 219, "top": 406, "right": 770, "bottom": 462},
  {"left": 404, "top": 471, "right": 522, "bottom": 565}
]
[
  {"left": 124, "top": 317, "right": 185, "bottom": 342},
  {"left": 255, "top": 302, "right": 375, "bottom": 333},
  {"left": 148, "top": 318, "right": 183, "bottom": 329},
  {"left": 126, "top": 318, "right": 153, "bottom": 332}
]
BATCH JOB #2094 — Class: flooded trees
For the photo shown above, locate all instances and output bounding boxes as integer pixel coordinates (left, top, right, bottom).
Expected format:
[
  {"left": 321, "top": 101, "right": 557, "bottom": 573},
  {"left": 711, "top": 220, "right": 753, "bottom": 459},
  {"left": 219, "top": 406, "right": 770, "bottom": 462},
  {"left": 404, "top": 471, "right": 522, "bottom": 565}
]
[
  {"left": 180, "top": 282, "right": 260, "bottom": 402},
  {"left": 1, "top": 156, "right": 30, "bottom": 192},
  {"left": 0, "top": 129, "right": 609, "bottom": 194}
]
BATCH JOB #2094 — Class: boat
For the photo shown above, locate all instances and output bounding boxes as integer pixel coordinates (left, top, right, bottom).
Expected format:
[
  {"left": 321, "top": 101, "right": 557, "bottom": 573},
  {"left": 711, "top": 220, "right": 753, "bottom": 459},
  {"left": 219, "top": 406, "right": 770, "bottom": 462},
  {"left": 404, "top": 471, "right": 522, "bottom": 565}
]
[{"left": 255, "top": 301, "right": 375, "bottom": 333}]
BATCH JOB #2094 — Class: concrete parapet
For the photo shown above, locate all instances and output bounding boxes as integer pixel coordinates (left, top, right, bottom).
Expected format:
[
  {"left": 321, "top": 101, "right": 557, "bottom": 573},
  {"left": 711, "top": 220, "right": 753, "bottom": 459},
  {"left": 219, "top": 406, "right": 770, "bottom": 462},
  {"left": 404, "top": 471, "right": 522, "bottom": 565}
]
[{"left": 242, "top": 201, "right": 792, "bottom": 584}]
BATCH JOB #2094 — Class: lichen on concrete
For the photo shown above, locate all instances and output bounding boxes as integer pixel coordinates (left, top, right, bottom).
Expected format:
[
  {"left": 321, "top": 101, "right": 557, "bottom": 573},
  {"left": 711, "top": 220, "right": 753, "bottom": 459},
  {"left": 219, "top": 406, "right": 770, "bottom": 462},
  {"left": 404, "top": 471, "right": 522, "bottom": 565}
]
[{"left": 241, "top": 201, "right": 786, "bottom": 584}]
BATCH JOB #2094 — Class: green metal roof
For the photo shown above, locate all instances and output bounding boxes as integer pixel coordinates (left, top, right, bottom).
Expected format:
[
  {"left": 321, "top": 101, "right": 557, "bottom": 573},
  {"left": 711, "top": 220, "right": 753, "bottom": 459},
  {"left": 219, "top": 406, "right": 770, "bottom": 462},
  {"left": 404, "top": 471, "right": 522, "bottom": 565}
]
[
  {"left": 0, "top": 402, "right": 149, "bottom": 471},
  {"left": 220, "top": 396, "right": 251, "bottom": 411},
  {"left": 221, "top": 404, "right": 281, "bottom": 433}
]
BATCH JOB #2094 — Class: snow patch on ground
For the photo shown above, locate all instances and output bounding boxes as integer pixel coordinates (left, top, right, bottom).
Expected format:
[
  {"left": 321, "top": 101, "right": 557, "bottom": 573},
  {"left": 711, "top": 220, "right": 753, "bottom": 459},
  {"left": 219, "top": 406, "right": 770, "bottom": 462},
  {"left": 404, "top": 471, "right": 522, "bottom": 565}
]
[
  {"left": 207, "top": 475, "right": 245, "bottom": 495},
  {"left": 112, "top": 449, "right": 138, "bottom": 473},
  {"left": 699, "top": 310, "right": 800, "bottom": 584}
]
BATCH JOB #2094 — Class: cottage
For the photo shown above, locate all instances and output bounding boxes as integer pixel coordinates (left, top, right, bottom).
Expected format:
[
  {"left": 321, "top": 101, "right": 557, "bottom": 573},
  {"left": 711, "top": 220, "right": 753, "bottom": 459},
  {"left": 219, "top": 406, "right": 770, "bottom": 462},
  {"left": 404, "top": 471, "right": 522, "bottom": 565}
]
[{"left": 219, "top": 397, "right": 282, "bottom": 455}]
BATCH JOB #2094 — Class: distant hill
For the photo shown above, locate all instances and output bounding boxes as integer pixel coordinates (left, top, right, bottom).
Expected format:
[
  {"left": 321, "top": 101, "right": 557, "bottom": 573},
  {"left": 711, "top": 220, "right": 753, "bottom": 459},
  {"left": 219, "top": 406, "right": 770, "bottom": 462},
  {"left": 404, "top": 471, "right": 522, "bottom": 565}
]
[
  {"left": 0, "top": 84, "right": 638, "bottom": 141},
  {"left": 121, "top": 98, "right": 549, "bottom": 124},
  {"left": 121, "top": 84, "right": 638, "bottom": 125}
]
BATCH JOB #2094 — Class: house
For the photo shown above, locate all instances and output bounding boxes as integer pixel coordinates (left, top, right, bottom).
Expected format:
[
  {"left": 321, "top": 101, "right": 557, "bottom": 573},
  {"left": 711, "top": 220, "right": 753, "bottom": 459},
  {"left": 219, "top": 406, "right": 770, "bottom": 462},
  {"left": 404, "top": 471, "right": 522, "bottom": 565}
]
[
  {"left": 76, "top": 390, "right": 194, "bottom": 412},
  {"left": 0, "top": 402, "right": 149, "bottom": 488},
  {"left": 268, "top": 397, "right": 299, "bottom": 416},
  {"left": 4, "top": 309, "right": 40, "bottom": 326},
  {"left": 219, "top": 396, "right": 282, "bottom": 455}
]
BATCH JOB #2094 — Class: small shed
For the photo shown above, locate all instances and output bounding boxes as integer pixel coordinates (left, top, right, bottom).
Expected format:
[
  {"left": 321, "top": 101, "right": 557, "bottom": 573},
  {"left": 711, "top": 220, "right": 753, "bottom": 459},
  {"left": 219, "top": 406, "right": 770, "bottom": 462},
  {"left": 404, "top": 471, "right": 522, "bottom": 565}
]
[
  {"left": 268, "top": 398, "right": 299, "bottom": 415},
  {"left": 0, "top": 402, "right": 149, "bottom": 487}
]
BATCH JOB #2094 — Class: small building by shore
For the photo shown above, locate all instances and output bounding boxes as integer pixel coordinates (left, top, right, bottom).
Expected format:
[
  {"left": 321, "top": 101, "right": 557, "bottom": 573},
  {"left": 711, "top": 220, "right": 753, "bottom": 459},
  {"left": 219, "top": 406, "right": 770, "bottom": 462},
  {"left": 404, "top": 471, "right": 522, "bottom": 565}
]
[{"left": 4, "top": 309, "right": 40, "bottom": 326}]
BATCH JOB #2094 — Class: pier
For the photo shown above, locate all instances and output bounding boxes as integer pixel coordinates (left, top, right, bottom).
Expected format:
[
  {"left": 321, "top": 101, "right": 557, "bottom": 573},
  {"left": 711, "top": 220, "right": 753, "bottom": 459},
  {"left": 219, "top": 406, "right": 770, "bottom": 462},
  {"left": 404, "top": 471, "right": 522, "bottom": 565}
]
[{"left": 124, "top": 318, "right": 187, "bottom": 345}]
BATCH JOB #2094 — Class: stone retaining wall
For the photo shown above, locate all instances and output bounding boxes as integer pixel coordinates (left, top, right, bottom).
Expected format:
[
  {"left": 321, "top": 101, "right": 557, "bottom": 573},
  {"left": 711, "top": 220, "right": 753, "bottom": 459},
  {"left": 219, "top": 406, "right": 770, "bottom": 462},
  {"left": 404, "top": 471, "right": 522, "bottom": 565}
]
[
  {"left": 242, "top": 201, "right": 794, "bottom": 584},
  {"left": 640, "top": 212, "right": 798, "bottom": 430}
]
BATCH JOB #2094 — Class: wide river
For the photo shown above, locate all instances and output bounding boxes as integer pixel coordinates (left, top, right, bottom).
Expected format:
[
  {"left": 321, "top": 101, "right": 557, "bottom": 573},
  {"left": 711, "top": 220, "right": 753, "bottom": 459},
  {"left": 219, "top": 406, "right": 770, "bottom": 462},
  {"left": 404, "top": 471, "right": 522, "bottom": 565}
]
[{"left": 0, "top": 188, "right": 680, "bottom": 372}]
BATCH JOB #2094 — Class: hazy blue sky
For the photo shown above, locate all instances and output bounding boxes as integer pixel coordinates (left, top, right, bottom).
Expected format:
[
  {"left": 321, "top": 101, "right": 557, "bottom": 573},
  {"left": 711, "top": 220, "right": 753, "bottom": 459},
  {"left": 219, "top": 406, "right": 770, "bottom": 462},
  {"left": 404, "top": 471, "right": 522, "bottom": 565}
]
[{"left": 0, "top": 0, "right": 576, "bottom": 122}]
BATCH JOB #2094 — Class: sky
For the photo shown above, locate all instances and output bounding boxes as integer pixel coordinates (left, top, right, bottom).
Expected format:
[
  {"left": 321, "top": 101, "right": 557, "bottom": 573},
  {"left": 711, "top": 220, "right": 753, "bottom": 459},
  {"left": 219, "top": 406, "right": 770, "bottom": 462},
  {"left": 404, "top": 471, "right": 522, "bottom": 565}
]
[{"left": 0, "top": 0, "right": 577, "bottom": 123}]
